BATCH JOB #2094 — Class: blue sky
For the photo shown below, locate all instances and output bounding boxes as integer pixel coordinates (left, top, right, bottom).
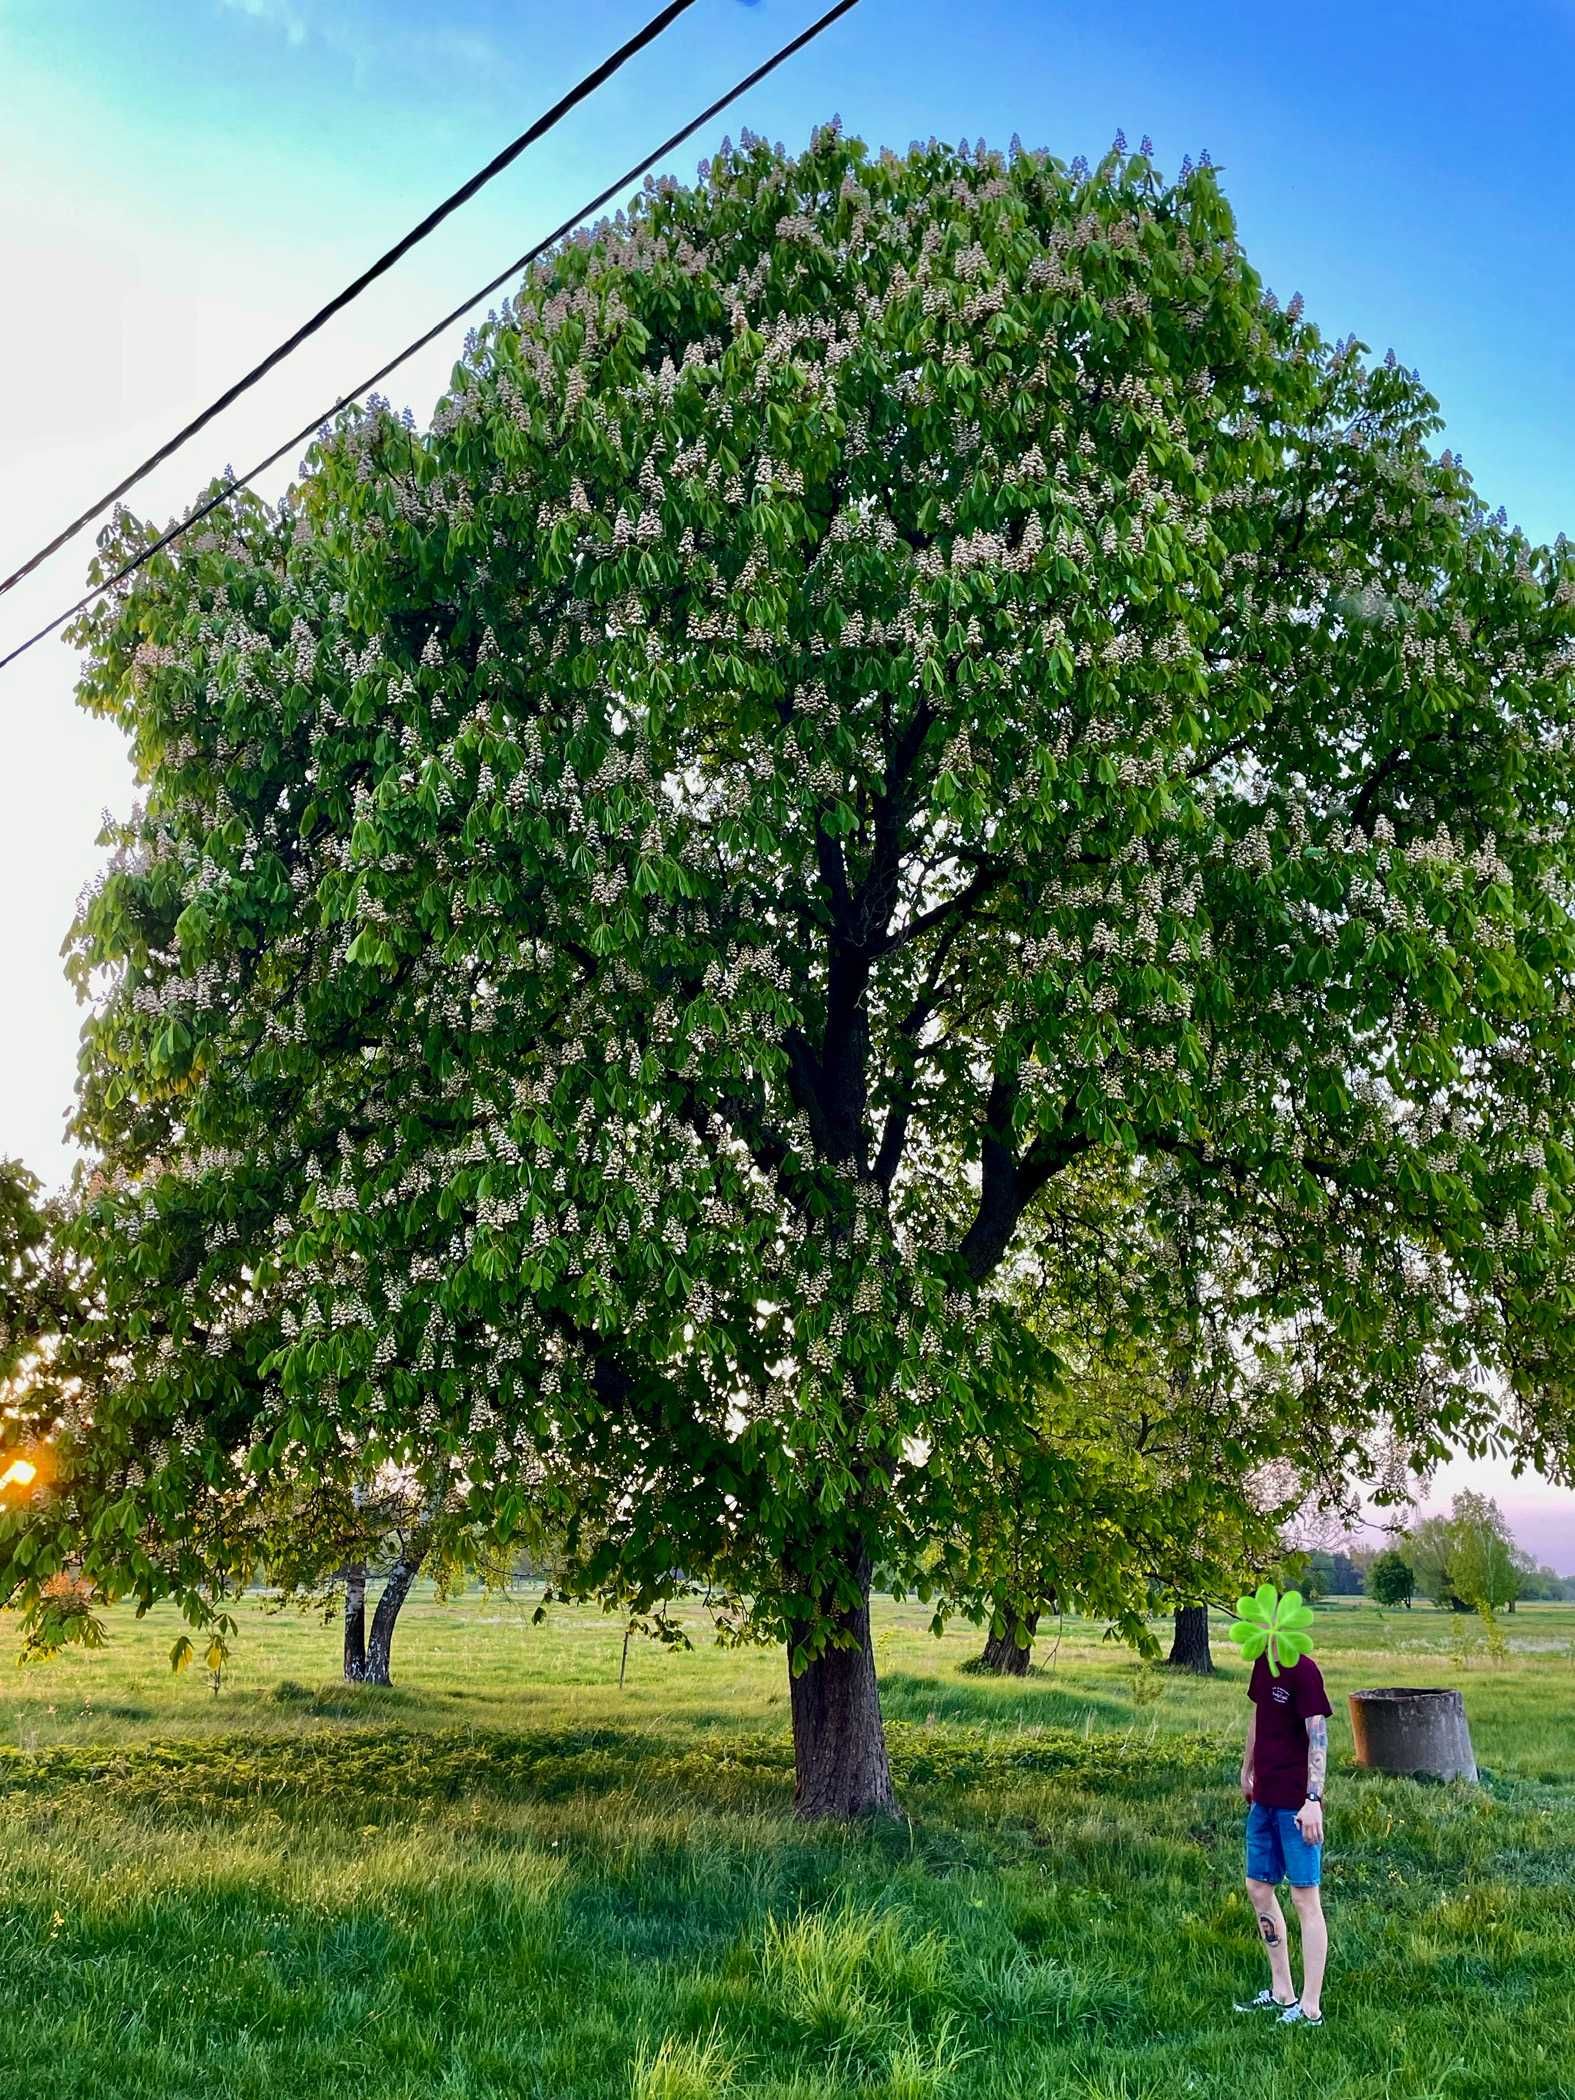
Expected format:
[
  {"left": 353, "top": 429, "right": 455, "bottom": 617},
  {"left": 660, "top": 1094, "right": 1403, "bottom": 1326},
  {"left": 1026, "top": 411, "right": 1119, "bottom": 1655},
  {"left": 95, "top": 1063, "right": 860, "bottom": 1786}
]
[
  {"left": 3, "top": 1, "right": 1571, "bottom": 541},
  {"left": 0, "top": 0, "right": 1571, "bottom": 1562}
]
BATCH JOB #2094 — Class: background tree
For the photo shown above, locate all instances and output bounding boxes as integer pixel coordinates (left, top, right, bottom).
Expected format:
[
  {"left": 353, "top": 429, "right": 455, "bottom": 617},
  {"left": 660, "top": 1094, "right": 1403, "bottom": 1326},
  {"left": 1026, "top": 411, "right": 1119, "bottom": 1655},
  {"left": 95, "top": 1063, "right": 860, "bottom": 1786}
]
[
  {"left": 958, "top": 1164, "right": 1313, "bottom": 1677},
  {"left": 1444, "top": 1489, "right": 1528, "bottom": 1615},
  {"left": 1166, "top": 1603, "right": 1214, "bottom": 1674},
  {"left": 1402, "top": 1512, "right": 1466, "bottom": 1610},
  {"left": 1, "top": 1162, "right": 46, "bottom": 1357},
  {"left": 2, "top": 1161, "right": 50, "bottom": 1418},
  {"left": 1, "top": 1164, "right": 89, "bottom": 1643},
  {"left": 257, "top": 1467, "right": 455, "bottom": 1685},
  {"left": 0, "top": 1162, "right": 80, "bottom": 1428},
  {"left": 13, "top": 126, "right": 1575, "bottom": 1817},
  {"left": 1366, "top": 1545, "right": 1416, "bottom": 1609},
  {"left": 1399, "top": 1496, "right": 1533, "bottom": 1613}
]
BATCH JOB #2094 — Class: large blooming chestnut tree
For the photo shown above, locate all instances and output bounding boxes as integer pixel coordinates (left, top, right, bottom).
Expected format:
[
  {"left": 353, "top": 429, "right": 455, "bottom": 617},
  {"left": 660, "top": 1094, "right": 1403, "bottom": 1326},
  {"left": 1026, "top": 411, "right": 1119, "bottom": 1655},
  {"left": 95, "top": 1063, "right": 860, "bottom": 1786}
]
[{"left": 10, "top": 125, "right": 1575, "bottom": 1815}]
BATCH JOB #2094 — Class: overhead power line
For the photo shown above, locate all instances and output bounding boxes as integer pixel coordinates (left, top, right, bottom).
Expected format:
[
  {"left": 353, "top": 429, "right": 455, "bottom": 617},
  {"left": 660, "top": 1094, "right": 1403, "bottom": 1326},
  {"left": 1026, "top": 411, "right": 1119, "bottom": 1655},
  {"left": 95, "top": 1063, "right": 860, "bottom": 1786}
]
[
  {"left": 0, "top": 0, "right": 859, "bottom": 681},
  {"left": 0, "top": 0, "right": 700, "bottom": 605}
]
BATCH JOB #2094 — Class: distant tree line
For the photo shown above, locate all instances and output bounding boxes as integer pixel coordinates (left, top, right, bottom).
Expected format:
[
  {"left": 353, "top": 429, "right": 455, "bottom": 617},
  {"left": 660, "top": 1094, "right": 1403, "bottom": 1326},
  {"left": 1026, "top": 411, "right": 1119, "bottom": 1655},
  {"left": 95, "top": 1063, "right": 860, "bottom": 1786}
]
[
  {"left": 1362, "top": 1492, "right": 1575, "bottom": 1612},
  {"left": 1293, "top": 1548, "right": 1370, "bottom": 1599}
]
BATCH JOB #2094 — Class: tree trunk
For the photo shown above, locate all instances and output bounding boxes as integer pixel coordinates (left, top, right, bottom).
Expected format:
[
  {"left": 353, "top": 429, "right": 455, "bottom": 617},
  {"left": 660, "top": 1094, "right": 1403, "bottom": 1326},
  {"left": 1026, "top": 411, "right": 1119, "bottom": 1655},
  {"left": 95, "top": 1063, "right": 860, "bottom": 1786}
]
[
  {"left": 978, "top": 1611, "right": 1039, "bottom": 1675},
  {"left": 343, "top": 1565, "right": 368, "bottom": 1682},
  {"left": 1167, "top": 1603, "right": 1214, "bottom": 1674},
  {"left": 788, "top": 1553, "right": 897, "bottom": 1820},
  {"left": 363, "top": 1539, "right": 427, "bottom": 1687}
]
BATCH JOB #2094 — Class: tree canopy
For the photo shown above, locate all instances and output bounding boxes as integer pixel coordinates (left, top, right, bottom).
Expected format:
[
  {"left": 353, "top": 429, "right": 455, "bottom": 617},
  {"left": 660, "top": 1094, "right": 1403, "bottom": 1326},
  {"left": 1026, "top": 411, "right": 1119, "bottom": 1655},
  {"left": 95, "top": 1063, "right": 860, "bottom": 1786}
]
[
  {"left": 7, "top": 123, "right": 1575, "bottom": 1812},
  {"left": 1, "top": 1159, "right": 76, "bottom": 1477},
  {"left": 1, "top": 1159, "right": 49, "bottom": 1398}
]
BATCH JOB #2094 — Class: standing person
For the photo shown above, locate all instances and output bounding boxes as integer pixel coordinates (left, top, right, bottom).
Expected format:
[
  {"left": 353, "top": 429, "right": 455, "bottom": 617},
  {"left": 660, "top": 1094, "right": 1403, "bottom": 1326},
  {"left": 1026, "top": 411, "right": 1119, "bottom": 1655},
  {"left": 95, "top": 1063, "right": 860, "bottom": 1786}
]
[{"left": 1235, "top": 1647, "right": 1332, "bottom": 2026}]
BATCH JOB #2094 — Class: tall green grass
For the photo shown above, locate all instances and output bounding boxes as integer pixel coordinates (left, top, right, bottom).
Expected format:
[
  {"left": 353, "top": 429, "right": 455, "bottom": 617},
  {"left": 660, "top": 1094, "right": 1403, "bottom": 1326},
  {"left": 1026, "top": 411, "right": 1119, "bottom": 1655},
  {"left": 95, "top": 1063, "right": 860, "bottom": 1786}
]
[{"left": 2, "top": 1593, "right": 1571, "bottom": 2098}]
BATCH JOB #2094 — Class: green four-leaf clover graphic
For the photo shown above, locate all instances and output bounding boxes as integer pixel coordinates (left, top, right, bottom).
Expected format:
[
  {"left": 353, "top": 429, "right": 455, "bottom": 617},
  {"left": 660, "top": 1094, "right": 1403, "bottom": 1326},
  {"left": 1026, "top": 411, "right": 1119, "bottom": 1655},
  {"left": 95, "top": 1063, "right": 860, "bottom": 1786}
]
[{"left": 1228, "top": 1584, "right": 1316, "bottom": 1676}]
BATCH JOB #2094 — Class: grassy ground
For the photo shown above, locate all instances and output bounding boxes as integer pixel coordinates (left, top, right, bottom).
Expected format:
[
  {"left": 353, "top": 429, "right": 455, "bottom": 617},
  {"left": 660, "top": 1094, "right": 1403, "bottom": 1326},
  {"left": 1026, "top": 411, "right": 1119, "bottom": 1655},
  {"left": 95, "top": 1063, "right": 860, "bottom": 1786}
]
[{"left": 2, "top": 1591, "right": 1572, "bottom": 2100}]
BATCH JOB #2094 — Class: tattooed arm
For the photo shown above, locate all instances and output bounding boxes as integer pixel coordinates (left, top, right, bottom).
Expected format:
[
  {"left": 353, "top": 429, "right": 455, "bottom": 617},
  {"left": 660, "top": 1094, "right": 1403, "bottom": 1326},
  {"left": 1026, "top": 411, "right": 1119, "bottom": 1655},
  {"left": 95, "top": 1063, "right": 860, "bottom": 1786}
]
[
  {"left": 1306, "top": 1714, "right": 1329, "bottom": 1795},
  {"left": 1241, "top": 1705, "right": 1256, "bottom": 1802},
  {"left": 1297, "top": 1716, "right": 1328, "bottom": 1843}
]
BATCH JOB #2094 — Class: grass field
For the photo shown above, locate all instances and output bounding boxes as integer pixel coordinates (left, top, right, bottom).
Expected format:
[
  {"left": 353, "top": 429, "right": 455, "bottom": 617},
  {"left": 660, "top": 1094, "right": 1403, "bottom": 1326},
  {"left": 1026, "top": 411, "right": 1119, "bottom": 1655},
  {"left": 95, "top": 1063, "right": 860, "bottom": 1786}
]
[{"left": 2, "top": 1589, "right": 1572, "bottom": 2100}]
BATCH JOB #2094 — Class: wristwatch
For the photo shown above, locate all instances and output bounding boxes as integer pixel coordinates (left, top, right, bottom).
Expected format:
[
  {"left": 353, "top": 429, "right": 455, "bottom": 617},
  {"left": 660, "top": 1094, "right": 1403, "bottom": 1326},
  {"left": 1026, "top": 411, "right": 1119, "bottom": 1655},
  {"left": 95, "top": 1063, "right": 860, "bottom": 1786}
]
[{"left": 1304, "top": 1786, "right": 1322, "bottom": 1803}]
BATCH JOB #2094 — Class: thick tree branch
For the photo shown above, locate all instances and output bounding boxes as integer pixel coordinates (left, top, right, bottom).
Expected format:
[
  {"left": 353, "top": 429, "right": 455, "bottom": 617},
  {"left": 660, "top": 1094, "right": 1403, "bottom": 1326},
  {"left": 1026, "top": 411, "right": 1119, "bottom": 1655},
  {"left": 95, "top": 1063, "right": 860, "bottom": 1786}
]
[
  {"left": 814, "top": 824, "right": 853, "bottom": 929},
  {"left": 955, "top": 1069, "right": 1093, "bottom": 1283},
  {"left": 872, "top": 862, "right": 1001, "bottom": 959},
  {"left": 872, "top": 917, "right": 969, "bottom": 1192},
  {"left": 1349, "top": 743, "right": 1415, "bottom": 833},
  {"left": 850, "top": 697, "right": 936, "bottom": 949}
]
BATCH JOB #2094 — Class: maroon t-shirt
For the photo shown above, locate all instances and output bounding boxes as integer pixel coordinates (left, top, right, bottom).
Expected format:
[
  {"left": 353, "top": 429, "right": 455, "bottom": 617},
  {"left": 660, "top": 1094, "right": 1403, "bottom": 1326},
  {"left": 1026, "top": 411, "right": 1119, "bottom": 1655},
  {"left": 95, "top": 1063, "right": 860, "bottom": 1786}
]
[{"left": 1248, "top": 1653, "right": 1332, "bottom": 1810}]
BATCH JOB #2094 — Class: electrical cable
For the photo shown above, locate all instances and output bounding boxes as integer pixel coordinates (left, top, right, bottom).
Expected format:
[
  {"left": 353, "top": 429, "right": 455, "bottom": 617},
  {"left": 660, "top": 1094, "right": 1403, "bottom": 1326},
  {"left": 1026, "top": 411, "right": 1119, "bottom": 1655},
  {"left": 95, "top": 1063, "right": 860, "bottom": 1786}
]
[
  {"left": 0, "top": 0, "right": 860, "bottom": 680},
  {"left": 0, "top": 0, "right": 699, "bottom": 604}
]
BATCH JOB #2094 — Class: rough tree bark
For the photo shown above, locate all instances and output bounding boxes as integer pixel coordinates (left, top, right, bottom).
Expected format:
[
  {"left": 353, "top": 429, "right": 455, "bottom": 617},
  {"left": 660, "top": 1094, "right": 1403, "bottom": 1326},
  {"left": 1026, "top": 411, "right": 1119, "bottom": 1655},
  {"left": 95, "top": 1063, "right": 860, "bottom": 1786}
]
[
  {"left": 343, "top": 1565, "right": 368, "bottom": 1682},
  {"left": 362, "top": 1530, "right": 431, "bottom": 1687},
  {"left": 1167, "top": 1603, "right": 1214, "bottom": 1674},
  {"left": 978, "top": 1612, "right": 1039, "bottom": 1675},
  {"left": 788, "top": 1550, "right": 898, "bottom": 1819}
]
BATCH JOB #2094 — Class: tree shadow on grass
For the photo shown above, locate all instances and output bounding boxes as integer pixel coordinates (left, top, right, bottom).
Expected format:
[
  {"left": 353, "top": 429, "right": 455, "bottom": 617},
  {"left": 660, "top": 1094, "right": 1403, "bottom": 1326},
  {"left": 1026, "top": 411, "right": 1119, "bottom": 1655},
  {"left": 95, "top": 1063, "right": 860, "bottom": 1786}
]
[
  {"left": 0, "top": 1724, "right": 774, "bottom": 1822},
  {"left": 1, "top": 1714, "right": 1233, "bottom": 1839},
  {"left": 0, "top": 1789, "right": 1151, "bottom": 2100},
  {"left": 268, "top": 1678, "right": 427, "bottom": 1720},
  {"left": 878, "top": 1671, "right": 1133, "bottom": 1730}
]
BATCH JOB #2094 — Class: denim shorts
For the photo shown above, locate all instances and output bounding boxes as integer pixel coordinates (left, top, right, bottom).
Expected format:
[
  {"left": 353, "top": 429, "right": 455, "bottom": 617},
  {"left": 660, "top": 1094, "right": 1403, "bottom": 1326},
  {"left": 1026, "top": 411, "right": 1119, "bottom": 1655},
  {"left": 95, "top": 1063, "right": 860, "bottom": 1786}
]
[{"left": 1245, "top": 1801, "right": 1322, "bottom": 1888}]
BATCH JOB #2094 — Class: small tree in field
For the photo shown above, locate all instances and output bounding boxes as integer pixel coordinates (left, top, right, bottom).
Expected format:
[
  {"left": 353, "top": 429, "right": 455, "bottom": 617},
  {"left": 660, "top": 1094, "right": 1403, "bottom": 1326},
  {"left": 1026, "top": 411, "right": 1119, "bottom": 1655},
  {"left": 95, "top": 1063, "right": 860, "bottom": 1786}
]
[
  {"left": 1366, "top": 1546, "right": 1415, "bottom": 1610},
  {"left": 1445, "top": 1490, "right": 1528, "bottom": 1615},
  {"left": 1402, "top": 1513, "right": 1460, "bottom": 1607},
  {"left": 10, "top": 126, "right": 1575, "bottom": 1815},
  {"left": 258, "top": 1467, "right": 452, "bottom": 1685}
]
